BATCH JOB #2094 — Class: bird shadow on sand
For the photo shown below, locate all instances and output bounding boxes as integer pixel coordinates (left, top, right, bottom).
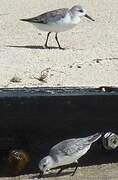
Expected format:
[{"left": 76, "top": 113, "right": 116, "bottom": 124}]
[
  {"left": 31, "top": 171, "right": 73, "bottom": 179},
  {"left": 6, "top": 45, "right": 65, "bottom": 50}
]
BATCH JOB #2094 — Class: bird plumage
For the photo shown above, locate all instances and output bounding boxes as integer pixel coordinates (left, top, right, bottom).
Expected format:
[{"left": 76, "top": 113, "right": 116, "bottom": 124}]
[
  {"left": 20, "top": 4, "right": 95, "bottom": 49},
  {"left": 21, "top": 8, "right": 68, "bottom": 24},
  {"left": 38, "top": 133, "right": 101, "bottom": 176}
]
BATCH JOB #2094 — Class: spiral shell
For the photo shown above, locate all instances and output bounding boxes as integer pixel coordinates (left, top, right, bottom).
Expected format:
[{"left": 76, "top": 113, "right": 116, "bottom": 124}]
[
  {"left": 8, "top": 149, "right": 30, "bottom": 175},
  {"left": 102, "top": 132, "right": 118, "bottom": 150}
]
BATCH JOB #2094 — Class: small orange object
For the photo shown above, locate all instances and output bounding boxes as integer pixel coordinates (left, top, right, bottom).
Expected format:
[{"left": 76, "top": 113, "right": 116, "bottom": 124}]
[{"left": 8, "top": 149, "right": 30, "bottom": 175}]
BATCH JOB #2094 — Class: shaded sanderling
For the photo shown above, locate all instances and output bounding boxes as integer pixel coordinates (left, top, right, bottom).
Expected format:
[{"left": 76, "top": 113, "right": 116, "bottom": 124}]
[{"left": 38, "top": 133, "right": 101, "bottom": 177}]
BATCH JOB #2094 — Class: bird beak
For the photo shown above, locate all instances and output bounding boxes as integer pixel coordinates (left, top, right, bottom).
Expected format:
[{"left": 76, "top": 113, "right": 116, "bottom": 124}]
[{"left": 84, "top": 14, "right": 95, "bottom": 21}]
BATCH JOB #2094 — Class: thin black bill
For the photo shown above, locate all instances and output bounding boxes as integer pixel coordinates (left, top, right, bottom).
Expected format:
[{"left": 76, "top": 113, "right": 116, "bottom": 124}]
[{"left": 84, "top": 14, "right": 95, "bottom": 21}]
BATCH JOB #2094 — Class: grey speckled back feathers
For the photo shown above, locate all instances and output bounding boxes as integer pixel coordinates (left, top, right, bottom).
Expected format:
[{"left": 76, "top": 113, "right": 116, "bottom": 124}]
[
  {"left": 20, "top": 8, "right": 69, "bottom": 24},
  {"left": 49, "top": 133, "right": 101, "bottom": 158}
]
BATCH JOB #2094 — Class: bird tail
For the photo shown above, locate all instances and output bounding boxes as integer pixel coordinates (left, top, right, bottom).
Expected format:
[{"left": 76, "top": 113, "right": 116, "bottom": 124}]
[{"left": 87, "top": 133, "right": 102, "bottom": 143}]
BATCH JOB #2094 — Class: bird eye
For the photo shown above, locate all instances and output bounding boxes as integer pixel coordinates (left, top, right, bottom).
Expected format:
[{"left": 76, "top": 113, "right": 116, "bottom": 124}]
[
  {"left": 43, "top": 164, "right": 46, "bottom": 168},
  {"left": 79, "top": 9, "right": 83, "bottom": 13}
]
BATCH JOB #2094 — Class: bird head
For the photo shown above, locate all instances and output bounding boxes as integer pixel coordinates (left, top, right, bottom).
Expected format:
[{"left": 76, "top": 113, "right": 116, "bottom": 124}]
[
  {"left": 70, "top": 5, "right": 95, "bottom": 21},
  {"left": 38, "top": 156, "right": 54, "bottom": 175}
]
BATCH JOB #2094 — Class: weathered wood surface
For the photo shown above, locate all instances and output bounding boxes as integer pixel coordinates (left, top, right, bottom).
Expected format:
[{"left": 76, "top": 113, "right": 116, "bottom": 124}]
[{"left": 0, "top": 163, "right": 118, "bottom": 180}]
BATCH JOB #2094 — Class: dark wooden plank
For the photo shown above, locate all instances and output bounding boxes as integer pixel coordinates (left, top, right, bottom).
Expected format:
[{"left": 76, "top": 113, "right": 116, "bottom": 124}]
[{"left": 0, "top": 87, "right": 118, "bottom": 176}]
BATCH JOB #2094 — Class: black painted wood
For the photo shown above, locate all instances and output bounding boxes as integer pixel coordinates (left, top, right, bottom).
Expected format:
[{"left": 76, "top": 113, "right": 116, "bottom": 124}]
[{"left": 0, "top": 87, "right": 118, "bottom": 176}]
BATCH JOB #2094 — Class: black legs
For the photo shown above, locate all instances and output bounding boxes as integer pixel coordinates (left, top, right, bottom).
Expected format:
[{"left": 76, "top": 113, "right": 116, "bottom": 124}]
[
  {"left": 57, "top": 162, "right": 79, "bottom": 176},
  {"left": 33, "top": 171, "right": 44, "bottom": 179},
  {"left": 71, "top": 163, "right": 79, "bottom": 176},
  {"left": 45, "top": 32, "right": 51, "bottom": 48},
  {"left": 44, "top": 32, "right": 64, "bottom": 49},
  {"left": 56, "top": 167, "right": 64, "bottom": 175},
  {"left": 55, "top": 33, "right": 64, "bottom": 49}
]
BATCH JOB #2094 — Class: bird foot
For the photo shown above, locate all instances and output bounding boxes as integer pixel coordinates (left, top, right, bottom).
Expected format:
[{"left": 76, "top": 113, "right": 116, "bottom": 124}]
[
  {"left": 44, "top": 44, "right": 65, "bottom": 50},
  {"left": 32, "top": 174, "right": 43, "bottom": 179},
  {"left": 56, "top": 168, "right": 63, "bottom": 175},
  {"left": 71, "top": 172, "right": 75, "bottom": 176},
  {"left": 59, "top": 46, "right": 65, "bottom": 50},
  {"left": 44, "top": 44, "right": 51, "bottom": 49}
]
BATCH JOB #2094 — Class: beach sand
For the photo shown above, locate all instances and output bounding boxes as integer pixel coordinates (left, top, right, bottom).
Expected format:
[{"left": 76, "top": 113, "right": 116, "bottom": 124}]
[
  {"left": 0, "top": 0, "right": 118, "bottom": 88},
  {"left": 0, "top": 0, "right": 118, "bottom": 179}
]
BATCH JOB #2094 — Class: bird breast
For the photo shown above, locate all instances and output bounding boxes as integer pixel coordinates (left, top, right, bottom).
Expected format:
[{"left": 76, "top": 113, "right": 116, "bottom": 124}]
[{"left": 70, "top": 15, "right": 81, "bottom": 25}]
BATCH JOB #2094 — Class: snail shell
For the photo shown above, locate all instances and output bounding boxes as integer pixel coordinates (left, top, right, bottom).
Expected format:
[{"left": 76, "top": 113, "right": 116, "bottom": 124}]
[
  {"left": 8, "top": 149, "right": 30, "bottom": 175},
  {"left": 102, "top": 132, "right": 118, "bottom": 150}
]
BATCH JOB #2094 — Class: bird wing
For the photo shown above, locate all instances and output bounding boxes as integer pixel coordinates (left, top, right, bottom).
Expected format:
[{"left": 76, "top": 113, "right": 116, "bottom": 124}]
[
  {"left": 49, "top": 133, "right": 101, "bottom": 160},
  {"left": 22, "top": 8, "right": 68, "bottom": 24},
  {"left": 49, "top": 138, "right": 89, "bottom": 159}
]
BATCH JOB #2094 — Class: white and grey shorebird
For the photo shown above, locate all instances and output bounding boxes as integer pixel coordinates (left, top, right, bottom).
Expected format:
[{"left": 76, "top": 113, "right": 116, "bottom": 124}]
[
  {"left": 38, "top": 133, "right": 101, "bottom": 177},
  {"left": 20, "top": 5, "right": 95, "bottom": 49}
]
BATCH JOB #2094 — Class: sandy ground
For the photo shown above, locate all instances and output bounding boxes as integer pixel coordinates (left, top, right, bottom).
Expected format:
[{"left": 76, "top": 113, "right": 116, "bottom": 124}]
[
  {"left": 0, "top": 0, "right": 118, "bottom": 178},
  {"left": 0, "top": 163, "right": 118, "bottom": 180},
  {"left": 0, "top": 0, "right": 118, "bottom": 88}
]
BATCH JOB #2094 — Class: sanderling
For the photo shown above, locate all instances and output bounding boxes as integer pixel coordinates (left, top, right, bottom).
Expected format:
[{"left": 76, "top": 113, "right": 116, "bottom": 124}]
[
  {"left": 38, "top": 133, "right": 101, "bottom": 177},
  {"left": 20, "top": 5, "right": 95, "bottom": 49}
]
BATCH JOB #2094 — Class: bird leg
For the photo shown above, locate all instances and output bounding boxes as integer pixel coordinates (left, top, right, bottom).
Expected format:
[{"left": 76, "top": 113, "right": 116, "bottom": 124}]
[
  {"left": 55, "top": 33, "right": 64, "bottom": 50},
  {"left": 34, "top": 170, "right": 44, "bottom": 179},
  {"left": 56, "top": 164, "right": 70, "bottom": 175},
  {"left": 45, "top": 32, "right": 51, "bottom": 48},
  {"left": 71, "top": 161, "right": 79, "bottom": 176},
  {"left": 56, "top": 167, "right": 64, "bottom": 175}
]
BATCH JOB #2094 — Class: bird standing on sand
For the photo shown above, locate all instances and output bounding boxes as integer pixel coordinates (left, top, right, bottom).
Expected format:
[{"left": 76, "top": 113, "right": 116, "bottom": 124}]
[
  {"left": 38, "top": 133, "right": 101, "bottom": 177},
  {"left": 20, "top": 5, "right": 95, "bottom": 49}
]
